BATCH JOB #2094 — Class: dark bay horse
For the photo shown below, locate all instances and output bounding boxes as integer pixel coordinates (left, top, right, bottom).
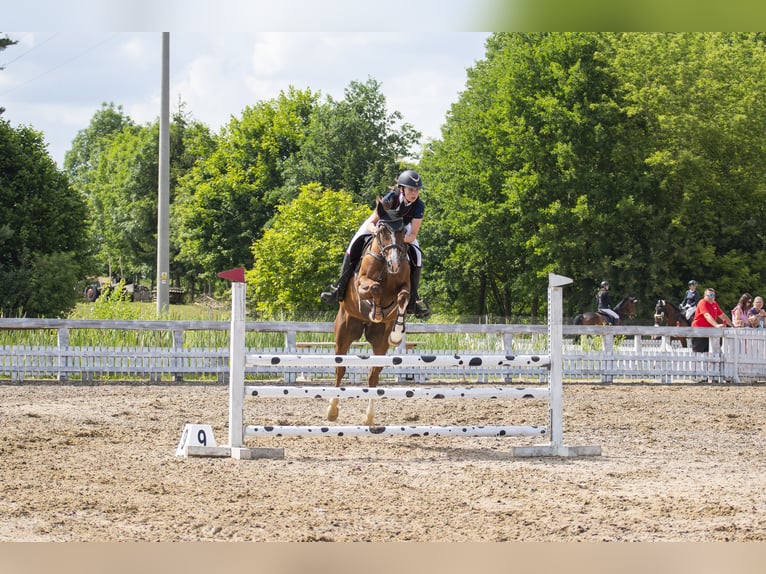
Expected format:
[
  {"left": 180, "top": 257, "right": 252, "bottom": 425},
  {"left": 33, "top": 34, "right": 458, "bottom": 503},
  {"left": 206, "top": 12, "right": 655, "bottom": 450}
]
[
  {"left": 573, "top": 296, "right": 639, "bottom": 326},
  {"left": 328, "top": 198, "right": 411, "bottom": 425},
  {"left": 653, "top": 298, "right": 691, "bottom": 347}
]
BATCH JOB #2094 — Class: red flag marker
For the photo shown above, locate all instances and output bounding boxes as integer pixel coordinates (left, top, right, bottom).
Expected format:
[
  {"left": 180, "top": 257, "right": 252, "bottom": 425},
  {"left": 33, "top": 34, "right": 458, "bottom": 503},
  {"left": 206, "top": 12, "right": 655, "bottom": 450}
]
[{"left": 217, "top": 267, "right": 245, "bottom": 283}]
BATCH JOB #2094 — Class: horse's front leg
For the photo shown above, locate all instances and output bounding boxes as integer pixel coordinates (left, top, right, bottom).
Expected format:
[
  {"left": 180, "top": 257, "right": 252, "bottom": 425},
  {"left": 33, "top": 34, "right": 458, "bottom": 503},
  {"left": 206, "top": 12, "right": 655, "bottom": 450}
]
[
  {"left": 327, "top": 365, "right": 346, "bottom": 422},
  {"left": 388, "top": 288, "right": 409, "bottom": 346},
  {"left": 358, "top": 278, "right": 384, "bottom": 323}
]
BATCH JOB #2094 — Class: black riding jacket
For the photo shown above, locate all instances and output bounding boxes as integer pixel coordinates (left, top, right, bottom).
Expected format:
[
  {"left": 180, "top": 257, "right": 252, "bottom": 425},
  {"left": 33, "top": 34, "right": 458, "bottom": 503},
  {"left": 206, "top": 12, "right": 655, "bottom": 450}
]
[{"left": 382, "top": 190, "right": 425, "bottom": 226}]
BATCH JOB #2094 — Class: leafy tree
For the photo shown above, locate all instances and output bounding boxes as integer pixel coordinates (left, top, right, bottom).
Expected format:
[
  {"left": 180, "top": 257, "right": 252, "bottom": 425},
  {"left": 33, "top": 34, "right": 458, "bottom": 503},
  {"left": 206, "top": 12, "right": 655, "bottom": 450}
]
[
  {"left": 64, "top": 102, "right": 134, "bottom": 193},
  {"left": 0, "top": 119, "right": 90, "bottom": 317},
  {"left": 248, "top": 183, "right": 369, "bottom": 317},
  {"left": 422, "top": 33, "right": 637, "bottom": 317},
  {"left": 174, "top": 87, "right": 317, "bottom": 283},
  {"left": 283, "top": 78, "right": 421, "bottom": 205},
  {"left": 608, "top": 32, "right": 766, "bottom": 306},
  {"left": 86, "top": 109, "right": 216, "bottom": 285},
  {"left": 422, "top": 32, "right": 766, "bottom": 319}
]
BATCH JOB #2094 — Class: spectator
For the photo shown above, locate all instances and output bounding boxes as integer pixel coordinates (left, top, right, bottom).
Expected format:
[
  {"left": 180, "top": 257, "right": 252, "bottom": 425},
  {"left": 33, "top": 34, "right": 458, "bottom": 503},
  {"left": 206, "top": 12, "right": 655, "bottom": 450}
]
[
  {"left": 731, "top": 293, "right": 753, "bottom": 328},
  {"left": 748, "top": 296, "right": 766, "bottom": 328},
  {"left": 690, "top": 287, "right": 733, "bottom": 353}
]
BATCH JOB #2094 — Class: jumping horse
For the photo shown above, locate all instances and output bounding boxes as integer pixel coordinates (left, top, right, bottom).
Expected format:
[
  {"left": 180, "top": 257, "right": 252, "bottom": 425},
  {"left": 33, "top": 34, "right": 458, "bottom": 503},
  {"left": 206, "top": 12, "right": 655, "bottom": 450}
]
[
  {"left": 653, "top": 298, "right": 691, "bottom": 348},
  {"left": 328, "top": 197, "right": 411, "bottom": 425},
  {"left": 573, "top": 296, "right": 639, "bottom": 326}
]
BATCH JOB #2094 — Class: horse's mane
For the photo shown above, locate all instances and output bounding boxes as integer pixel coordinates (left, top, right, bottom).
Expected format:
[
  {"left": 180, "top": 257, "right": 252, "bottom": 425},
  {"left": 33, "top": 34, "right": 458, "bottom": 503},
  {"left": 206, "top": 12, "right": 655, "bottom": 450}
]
[
  {"left": 657, "top": 298, "right": 682, "bottom": 313},
  {"left": 615, "top": 296, "right": 632, "bottom": 308}
]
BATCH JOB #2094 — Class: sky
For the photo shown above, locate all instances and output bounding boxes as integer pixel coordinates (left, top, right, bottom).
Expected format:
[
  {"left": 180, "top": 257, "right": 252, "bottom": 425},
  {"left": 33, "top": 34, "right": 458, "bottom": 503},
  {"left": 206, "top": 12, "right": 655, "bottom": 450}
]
[{"left": 1, "top": 31, "right": 491, "bottom": 168}]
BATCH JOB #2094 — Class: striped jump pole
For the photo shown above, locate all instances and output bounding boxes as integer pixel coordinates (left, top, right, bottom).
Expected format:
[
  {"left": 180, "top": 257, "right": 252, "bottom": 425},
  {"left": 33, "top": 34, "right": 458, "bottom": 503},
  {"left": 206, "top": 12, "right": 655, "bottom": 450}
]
[{"left": 245, "top": 353, "right": 550, "bottom": 369}]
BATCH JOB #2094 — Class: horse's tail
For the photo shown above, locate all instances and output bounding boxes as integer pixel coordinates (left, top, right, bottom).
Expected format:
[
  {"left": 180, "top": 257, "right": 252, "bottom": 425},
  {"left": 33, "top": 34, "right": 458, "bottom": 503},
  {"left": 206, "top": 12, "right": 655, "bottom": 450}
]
[{"left": 573, "top": 314, "right": 583, "bottom": 325}]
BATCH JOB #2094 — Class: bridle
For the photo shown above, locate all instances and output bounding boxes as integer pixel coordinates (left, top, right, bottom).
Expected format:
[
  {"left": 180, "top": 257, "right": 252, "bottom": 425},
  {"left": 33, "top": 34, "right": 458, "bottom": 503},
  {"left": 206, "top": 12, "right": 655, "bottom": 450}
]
[
  {"left": 614, "top": 296, "right": 638, "bottom": 320},
  {"left": 366, "top": 221, "right": 407, "bottom": 275},
  {"left": 654, "top": 299, "right": 667, "bottom": 325}
]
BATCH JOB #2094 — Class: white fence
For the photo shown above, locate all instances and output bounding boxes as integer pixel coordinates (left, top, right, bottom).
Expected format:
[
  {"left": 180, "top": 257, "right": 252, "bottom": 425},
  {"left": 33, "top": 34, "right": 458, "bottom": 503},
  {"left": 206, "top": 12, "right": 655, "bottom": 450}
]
[{"left": 1, "top": 320, "right": 765, "bottom": 384}]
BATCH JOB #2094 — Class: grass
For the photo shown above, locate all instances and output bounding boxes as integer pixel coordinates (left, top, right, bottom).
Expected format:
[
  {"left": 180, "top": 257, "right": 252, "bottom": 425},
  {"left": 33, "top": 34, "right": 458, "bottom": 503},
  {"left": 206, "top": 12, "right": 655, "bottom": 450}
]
[{"left": 0, "top": 299, "right": 544, "bottom": 352}]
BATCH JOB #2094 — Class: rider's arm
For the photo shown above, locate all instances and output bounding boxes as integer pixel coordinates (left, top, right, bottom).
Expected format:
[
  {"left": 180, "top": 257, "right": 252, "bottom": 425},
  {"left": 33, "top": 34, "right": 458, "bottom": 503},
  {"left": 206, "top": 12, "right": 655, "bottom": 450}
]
[
  {"left": 405, "top": 218, "right": 422, "bottom": 243},
  {"left": 366, "top": 212, "right": 380, "bottom": 234}
]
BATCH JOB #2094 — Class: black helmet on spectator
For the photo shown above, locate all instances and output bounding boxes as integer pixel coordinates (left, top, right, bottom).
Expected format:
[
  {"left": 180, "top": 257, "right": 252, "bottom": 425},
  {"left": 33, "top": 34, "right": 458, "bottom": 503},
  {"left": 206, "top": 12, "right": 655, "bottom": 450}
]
[
  {"left": 397, "top": 169, "right": 423, "bottom": 189},
  {"left": 600, "top": 281, "right": 609, "bottom": 288},
  {"left": 688, "top": 279, "right": 697, "bottom": 286}
]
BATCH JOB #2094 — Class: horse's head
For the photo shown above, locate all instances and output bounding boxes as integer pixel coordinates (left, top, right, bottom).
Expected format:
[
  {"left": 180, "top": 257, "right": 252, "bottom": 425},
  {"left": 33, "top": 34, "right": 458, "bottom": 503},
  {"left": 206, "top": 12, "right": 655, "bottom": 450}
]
[
  {"left": 373, "top": 199, "right": 407, "bottom": 275},
  {"left": 616, "top": 296, "right": 639, "bottom": 319},
  {"left": 654, "top": 299, "right": 667, "bottom": 326}
]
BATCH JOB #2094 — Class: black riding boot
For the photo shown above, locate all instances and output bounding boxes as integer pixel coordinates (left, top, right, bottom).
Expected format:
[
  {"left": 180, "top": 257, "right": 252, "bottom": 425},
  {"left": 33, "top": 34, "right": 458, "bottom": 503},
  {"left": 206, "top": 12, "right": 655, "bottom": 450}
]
[
  {"left": 406, "top": 266, "right": 430, "bottom": 318},
  {"left": 320, "top": 254, "right": 354, "bottom": 304}
]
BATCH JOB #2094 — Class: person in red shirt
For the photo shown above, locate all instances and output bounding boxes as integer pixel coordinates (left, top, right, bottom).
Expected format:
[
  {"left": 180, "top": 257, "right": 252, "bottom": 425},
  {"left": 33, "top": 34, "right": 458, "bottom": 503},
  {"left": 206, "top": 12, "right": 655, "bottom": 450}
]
[{"left": 690, "top": 287, "right": 733, "bottom": 352}]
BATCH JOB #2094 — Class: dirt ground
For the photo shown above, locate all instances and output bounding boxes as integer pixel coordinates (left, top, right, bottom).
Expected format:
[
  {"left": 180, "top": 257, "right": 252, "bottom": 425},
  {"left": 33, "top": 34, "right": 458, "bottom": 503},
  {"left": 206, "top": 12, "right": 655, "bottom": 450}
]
[{"left": 1, "top": 378, "right": 765, "bottom": 542}]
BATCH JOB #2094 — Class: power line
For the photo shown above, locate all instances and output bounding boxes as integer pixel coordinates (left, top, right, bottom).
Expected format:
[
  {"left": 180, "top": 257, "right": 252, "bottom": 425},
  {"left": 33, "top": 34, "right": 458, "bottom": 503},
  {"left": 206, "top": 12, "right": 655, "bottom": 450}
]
[
  {"left": 0, "top": 33, "right": 59, "bottom": 68},
  {"left": 0, "top": 33, "right": 118, "bottom": 97}
]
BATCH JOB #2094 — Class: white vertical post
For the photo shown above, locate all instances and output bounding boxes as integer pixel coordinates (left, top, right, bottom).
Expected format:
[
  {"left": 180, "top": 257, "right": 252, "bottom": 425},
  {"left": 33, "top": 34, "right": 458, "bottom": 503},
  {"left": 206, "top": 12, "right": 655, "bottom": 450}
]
[
  {"left": 547, "top": 273, "right": 569, "bottom": 449},
  {"left": 514, "top": 273, "right": 601, "bottom": 457},
  {"left": 228, "top": 282, "right": 246, "bottom": 448}
]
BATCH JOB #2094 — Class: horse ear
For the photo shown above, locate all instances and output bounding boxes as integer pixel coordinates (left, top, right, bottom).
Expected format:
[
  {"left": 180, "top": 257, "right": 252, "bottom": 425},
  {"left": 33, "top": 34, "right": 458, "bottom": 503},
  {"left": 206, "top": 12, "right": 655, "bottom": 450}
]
[{"left": 376, "top": 198, "right": 387, "bottom": 220}]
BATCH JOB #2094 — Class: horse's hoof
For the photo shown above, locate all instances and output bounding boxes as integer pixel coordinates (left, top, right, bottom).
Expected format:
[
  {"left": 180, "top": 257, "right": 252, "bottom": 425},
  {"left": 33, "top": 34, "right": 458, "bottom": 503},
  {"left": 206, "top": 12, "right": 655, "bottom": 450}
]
[{"left": 327, "top": 399, "right": 338, "bottom": 421}]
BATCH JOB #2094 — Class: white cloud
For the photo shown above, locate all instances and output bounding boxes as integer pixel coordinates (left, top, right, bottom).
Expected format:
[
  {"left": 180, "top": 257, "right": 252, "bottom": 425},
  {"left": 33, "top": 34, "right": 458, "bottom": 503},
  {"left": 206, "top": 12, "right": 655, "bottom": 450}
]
[{"left": 1, "top": 31, "right": 490, "bottom": 166}]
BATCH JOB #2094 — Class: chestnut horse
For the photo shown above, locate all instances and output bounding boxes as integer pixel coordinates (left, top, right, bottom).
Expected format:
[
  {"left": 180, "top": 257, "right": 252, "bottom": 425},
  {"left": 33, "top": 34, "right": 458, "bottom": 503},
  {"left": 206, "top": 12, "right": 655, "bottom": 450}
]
[
  {"left": 573, "top": 296, "right": 639, "bottom": 326},
  {"left": 328, "top": 198, "right": 411, "bottom": 425},
  {"left": 653, "top": 298, "right": 691, "bottom": 347}
]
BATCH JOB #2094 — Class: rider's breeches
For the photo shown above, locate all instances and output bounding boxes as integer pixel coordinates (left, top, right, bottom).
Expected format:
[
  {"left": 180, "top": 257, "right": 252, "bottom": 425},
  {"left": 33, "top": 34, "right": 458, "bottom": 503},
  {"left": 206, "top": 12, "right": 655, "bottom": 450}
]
[{"left": 600, "top": 308, "right": 619, "bottom": 321}]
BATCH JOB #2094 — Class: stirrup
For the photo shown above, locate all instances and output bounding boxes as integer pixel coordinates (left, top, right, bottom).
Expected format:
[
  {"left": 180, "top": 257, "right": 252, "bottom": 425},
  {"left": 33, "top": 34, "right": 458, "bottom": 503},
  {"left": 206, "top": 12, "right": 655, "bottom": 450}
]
[
  {"left": 408, "top": 300, "right": 430, "bottom": 319},
  {"left": 320, "top": 284, "right": 339, "bottom": 304}
]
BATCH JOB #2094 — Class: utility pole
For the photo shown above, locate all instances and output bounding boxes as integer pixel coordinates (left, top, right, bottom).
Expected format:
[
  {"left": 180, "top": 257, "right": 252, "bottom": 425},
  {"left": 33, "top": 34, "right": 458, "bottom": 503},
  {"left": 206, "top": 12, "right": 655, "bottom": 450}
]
[{"left": 156, "top": 32, "right": 170, "bottom": 316}]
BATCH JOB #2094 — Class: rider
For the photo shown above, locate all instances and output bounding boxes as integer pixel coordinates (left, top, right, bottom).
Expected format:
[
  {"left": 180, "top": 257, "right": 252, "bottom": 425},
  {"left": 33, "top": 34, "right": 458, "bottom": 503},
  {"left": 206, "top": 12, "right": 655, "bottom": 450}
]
[
  {"left": 320, "top": 169, "right": 430, "bottom": 318},
  {"left": 679, "top": 279, "right": 700, "bottom": 321},
  {"left": 596, "top": 281, "right": 620, "bottom": 326}
]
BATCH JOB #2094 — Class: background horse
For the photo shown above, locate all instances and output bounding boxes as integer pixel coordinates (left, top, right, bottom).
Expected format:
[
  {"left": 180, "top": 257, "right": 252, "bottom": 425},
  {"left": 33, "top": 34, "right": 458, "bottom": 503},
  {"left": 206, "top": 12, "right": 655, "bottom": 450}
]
[
  {"left": 573, "top": 296, "right": 639, "bottom": 326},
  {"left": 329, "top": 198, "right": 411, "bottom": 425},
  {"left": 653, "top": 298, "right": 690, "bottom": 347}
]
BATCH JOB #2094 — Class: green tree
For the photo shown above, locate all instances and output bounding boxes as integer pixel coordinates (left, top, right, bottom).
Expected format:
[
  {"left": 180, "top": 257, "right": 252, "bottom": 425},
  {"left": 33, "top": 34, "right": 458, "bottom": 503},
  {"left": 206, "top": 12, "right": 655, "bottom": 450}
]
[
  {"left": 423, "top": 33, "right": 637, "bottom": 317},
  {"left": 422, "top": 32, "right": 766, "bottom": 319},
  {"left": 86, "top": 109, "right": 215, "bottom": 286},
  {"left": 247, "top": 183, "right": 369, "bottom": 317},
  {"left": 64, "top": 102, "right": 134, "bottom": 192},
  {"left": 0, "top": 119, "right": 90, "bottom": 317},
  {"left": 609, "top": 32, "right": 766, "bottom": 306},
  {"left": 174, "top": 87, "right": 317, "bottom": 282},
  {"left": 283, "top": 78, "right": 421, "bottom": 205}
]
